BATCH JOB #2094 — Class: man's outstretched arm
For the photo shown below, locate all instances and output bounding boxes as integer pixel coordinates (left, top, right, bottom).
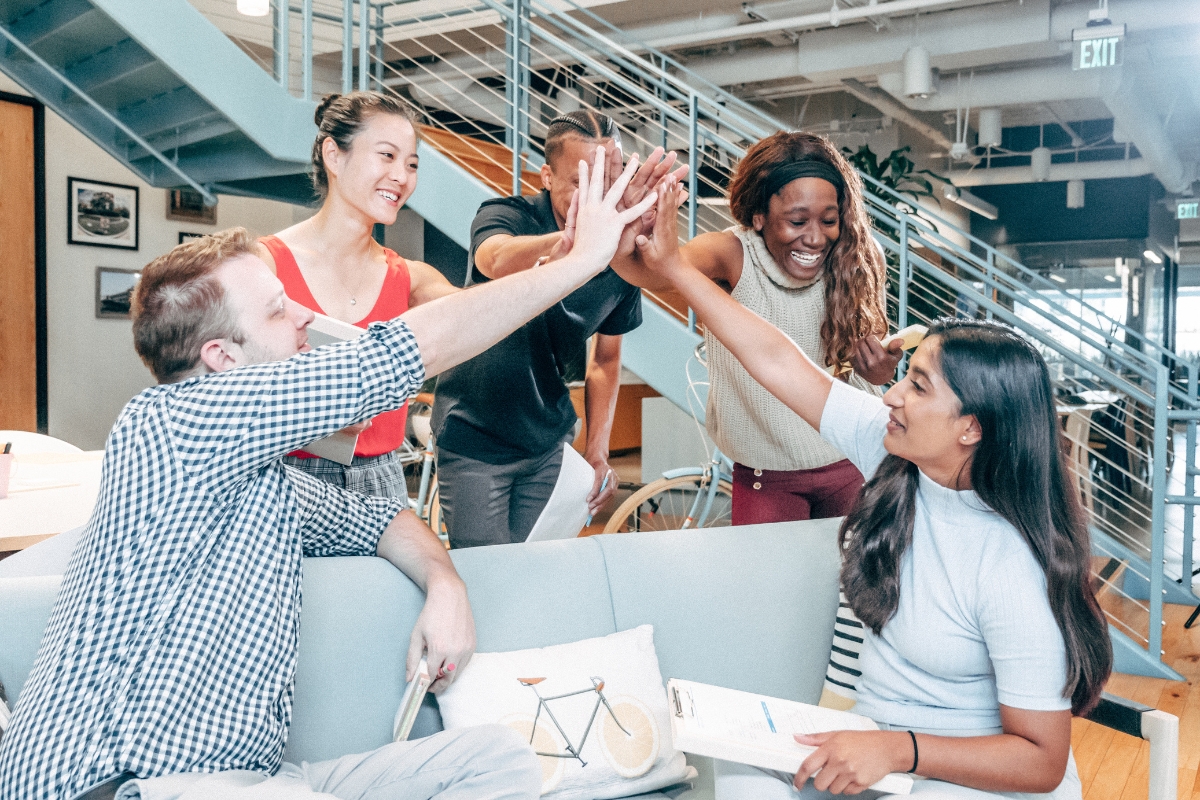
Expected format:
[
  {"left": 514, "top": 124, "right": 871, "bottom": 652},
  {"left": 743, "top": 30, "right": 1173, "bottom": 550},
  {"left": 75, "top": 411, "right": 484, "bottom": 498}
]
[
  {"left": 375, "top": 511, "right": 475, "bottom": 694},
  {"left": 403, "top": 147, "right": 657, "bottom": 378}
]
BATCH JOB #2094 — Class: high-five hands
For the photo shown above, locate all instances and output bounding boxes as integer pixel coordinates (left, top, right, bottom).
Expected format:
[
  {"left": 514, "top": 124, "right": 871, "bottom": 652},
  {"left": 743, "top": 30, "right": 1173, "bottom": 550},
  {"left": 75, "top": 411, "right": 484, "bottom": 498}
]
[
  {"left": 632, "top": 176, "right": 686, "bottom": 275},
  {"left": 566, "top": 147, "right": 661, "bottom": 266}
]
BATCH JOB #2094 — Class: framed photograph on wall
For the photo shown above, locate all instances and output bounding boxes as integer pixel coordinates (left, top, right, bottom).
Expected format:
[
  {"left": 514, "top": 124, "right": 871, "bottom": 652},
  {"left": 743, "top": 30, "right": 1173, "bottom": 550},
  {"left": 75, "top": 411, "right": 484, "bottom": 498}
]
[
  {"left": 95, "top": 267, "right": 141, "bottom": 319},
  {"left": 68, "top": 177, "right": 139, "bottom": 250},
  {"left": 167, "top": 188, "right": 217, "bottom": 225},
  {"left": 178, "top": 231, "right": 207, "bottom": 244}
]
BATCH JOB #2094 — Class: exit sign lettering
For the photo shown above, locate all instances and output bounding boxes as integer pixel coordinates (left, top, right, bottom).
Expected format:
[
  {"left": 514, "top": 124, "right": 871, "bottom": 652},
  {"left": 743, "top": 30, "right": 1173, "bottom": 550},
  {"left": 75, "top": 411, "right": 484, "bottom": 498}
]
[
  {"left": 1072, "top": 24, "right": 1126, "bottom": 71},
  {"left": 1179, "top": 202, "right": 1199, "bottom": 221},
  {"left": 1074, "top": 36, "right": 1122, "bottom": 69}
]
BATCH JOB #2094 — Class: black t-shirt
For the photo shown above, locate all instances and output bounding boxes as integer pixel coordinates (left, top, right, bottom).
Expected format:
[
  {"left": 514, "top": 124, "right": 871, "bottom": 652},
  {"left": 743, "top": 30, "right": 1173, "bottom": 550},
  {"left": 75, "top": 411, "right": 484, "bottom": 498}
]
[{"left": 431, "top": 190, "right": 642, "bottom": 463}]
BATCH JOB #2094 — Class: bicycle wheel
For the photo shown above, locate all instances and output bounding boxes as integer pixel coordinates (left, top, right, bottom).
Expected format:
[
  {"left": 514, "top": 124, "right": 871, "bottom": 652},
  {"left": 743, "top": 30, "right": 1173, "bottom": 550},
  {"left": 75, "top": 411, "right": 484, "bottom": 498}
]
[
  {"left": 602, "top": 475, "right": 734, "bottom": 533},
  {"left": 427, "top": 480, "right": 447, "bottom": 545},
  {"left": 596, "top": 694, "right": 660, "bottom": 778}
]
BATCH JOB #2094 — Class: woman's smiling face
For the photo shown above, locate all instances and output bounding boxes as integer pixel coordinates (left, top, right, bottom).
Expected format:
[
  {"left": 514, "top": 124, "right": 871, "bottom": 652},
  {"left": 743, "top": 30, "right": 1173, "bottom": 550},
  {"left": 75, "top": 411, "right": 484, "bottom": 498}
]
[
  {"left": 325, "top": 112, "right": 419, "bottom": 225},
  {"left": 881, "top": 337, "right": 982, "bottom": 485},
  {"left": 753, "top": 177, "right": 840, "bottom": 282}
]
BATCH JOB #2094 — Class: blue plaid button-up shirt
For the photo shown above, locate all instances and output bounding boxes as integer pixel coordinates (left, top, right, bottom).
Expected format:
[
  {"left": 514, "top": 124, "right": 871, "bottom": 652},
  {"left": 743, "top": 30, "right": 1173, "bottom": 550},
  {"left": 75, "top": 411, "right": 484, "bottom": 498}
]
[{"left": 0, "top": 320, "right": 424, "bottom": 800}]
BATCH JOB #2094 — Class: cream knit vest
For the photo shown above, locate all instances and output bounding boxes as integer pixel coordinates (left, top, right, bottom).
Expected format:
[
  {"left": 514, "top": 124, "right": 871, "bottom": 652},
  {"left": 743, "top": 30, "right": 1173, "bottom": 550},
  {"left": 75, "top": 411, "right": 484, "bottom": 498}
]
[{"left": 705, "top": 227, "right": 879, "bottom": 471}]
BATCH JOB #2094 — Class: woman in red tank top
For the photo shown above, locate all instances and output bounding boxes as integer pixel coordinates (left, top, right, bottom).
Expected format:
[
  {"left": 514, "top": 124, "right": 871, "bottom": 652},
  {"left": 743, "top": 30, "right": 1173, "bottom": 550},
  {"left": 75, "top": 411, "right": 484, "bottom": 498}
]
[{"left": 256, "top": 91, "right": 459, "bottom": 498}]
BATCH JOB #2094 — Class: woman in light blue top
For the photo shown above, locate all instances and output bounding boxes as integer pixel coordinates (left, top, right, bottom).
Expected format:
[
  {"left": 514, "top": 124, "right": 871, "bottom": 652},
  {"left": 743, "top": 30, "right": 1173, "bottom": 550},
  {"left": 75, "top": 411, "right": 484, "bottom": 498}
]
[{"left": 633, "top": 178, "right": 1111, "bottom": 799}]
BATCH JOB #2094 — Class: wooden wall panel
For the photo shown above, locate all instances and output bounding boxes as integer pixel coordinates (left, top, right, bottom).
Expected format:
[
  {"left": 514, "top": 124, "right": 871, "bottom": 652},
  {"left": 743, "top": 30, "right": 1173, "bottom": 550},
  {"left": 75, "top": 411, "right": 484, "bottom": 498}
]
[{"left": 0, "top": 99, "right": 37, "bottom": 431}]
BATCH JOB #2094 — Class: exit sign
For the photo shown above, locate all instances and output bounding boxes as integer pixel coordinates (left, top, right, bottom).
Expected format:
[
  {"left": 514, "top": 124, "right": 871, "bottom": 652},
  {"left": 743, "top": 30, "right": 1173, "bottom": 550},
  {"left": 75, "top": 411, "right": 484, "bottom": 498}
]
[
  {"left": 1073, "top": 24, "right": 1125, "bottom": 70},
  {"left": 1180, "top": 202, "right": 1199, "bottom": 220}
]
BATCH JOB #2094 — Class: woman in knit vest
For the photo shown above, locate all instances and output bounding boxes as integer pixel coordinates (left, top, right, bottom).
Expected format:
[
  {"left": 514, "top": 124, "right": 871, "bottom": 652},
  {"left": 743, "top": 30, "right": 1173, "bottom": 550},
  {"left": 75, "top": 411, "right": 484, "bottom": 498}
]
[{"left": 612, "top": 132, "right": 901, "bottom": 526}]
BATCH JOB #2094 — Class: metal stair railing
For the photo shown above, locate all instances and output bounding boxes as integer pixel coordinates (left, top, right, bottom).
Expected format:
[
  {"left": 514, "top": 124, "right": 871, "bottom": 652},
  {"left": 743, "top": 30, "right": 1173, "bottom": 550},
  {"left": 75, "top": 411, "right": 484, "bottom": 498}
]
[{"left": 200, "top": 0, "right": 1198, "bottom": 674}]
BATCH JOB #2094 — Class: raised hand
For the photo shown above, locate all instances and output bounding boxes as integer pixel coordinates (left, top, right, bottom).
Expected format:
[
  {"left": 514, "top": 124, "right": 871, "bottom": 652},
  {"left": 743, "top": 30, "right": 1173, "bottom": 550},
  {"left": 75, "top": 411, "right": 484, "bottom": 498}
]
[
  {"left": 632, "top": 176, "right": 685, "bottom": 275},
  {"left": 569, "top": 147, "right": 660, "bottom": 266},
  {"left": 851, "top": 335, "right": 904, "bottom": 385},
  {"left": 619, "top": 147, "right": 689, "bottom": 212},
  {"left": 545, "top": 189, "right": 579, "bottom": 263}
]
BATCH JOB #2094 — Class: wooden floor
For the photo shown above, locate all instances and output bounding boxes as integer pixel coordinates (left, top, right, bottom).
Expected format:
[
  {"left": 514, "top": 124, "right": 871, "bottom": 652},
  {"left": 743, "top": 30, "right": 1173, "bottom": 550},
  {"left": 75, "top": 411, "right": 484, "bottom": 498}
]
[{"left": 1074, "top": 601, "right": 1200, "bottom": 800}]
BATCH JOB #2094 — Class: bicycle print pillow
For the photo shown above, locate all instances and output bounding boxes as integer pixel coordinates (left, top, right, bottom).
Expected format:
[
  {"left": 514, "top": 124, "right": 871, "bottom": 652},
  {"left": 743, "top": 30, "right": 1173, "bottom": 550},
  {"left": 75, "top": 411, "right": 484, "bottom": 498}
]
[{"left": 436, "top": 625, "right": 690, "bottom": 799}]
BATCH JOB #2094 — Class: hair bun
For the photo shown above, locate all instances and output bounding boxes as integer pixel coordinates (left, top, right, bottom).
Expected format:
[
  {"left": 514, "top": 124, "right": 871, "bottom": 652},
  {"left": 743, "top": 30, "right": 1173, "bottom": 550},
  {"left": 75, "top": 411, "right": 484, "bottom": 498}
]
[{"left": 315, "top": 93, "right": 342, "bottom": 126}]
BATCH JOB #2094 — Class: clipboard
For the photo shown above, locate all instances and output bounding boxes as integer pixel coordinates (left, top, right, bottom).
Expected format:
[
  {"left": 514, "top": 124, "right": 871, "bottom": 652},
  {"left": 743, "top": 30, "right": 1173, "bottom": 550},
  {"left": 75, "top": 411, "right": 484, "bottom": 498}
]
[{"left": 667, "top": 678, "right": 913, "bottom": 794}]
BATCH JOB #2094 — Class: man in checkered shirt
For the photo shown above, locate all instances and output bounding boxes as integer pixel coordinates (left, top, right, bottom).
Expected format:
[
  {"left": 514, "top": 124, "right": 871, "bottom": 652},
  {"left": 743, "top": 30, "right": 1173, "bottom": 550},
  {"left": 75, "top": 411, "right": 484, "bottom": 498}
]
[{"left": 0, "top": 151, "right": 658, "bottom": 800}]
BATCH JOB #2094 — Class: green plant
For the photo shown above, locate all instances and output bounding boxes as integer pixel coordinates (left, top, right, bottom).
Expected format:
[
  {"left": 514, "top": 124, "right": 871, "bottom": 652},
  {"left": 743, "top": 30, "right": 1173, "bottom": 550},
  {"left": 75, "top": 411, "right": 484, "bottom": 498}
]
[{"left": 842, "top": 144, "right": 946, "bottom": 208}]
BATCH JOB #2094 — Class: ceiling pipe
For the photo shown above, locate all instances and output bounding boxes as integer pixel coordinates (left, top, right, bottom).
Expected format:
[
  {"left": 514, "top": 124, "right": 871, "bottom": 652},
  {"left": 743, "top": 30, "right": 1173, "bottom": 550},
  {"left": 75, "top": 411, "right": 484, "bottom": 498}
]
[
  {"left": 840, "top": 78, "right": 955, "bottom": 152},
  {"left": 632, "top": 0, "right": 1198, "bottom": 64},
  {"left": 640, "top": 0, "right": 1001, "bottom": 52},
  {"left": 662, "top": 1, "right": 1199, "bottom": 96},
  {"left": 876, "top": 64, "right": 1119, "bottom": 112},
  {"left": 1103, "top": 69, "right": 1194, "bottom": 194},
  {"left": 947, "top": 157, "right": 1150, "bottom": 187}
]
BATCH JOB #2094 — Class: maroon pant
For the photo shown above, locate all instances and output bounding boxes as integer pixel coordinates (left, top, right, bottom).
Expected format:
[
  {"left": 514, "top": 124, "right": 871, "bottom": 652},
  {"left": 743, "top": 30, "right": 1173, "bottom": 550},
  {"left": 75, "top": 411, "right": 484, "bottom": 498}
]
[{"left": 731, "top": 459, "right": 865, "bottom": 525}]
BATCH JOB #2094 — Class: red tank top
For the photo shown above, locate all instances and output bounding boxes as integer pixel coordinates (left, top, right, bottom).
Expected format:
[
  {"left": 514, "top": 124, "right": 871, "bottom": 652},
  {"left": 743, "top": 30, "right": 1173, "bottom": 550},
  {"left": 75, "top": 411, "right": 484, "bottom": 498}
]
[{"left": 261, "top": 235, "right": 412, "bottom": 459}]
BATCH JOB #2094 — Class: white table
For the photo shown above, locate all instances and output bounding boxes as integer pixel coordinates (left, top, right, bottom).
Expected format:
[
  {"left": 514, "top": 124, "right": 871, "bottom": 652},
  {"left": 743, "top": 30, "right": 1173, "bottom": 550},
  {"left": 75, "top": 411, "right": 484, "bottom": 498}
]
[{"left": 0, "top": 451, "right": 103, "bottom": 551}]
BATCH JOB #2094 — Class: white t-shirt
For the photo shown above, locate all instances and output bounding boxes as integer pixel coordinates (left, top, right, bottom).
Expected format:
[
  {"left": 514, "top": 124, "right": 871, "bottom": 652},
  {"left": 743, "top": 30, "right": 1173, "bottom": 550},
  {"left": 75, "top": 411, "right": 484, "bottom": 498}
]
[{"left": 819, "top": 380, "right": 1072, "bottom": 731}]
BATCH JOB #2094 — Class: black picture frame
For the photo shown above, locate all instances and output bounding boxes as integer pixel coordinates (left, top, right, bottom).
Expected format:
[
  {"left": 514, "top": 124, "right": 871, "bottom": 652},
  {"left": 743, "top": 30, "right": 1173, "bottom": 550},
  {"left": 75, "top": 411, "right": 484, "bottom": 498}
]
[
  {"left": 68, "top": 177, "right": 139, "bottom": 250},
  {"left": 178, "top": 231, "right": 207, "bottom": 244},
  {"left": 95, "top": 266, "right": 141, "bottom": 319}
]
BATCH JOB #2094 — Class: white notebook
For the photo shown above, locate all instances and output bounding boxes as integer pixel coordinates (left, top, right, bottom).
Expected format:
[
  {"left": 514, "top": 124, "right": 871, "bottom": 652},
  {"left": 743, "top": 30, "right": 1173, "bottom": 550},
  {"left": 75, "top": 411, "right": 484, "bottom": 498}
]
[
  {"left": 667, "top": 678, "right": 913, "bottom": 795},
  {"left": 302, "top": 314, "right": 367, "bottom": 466}
]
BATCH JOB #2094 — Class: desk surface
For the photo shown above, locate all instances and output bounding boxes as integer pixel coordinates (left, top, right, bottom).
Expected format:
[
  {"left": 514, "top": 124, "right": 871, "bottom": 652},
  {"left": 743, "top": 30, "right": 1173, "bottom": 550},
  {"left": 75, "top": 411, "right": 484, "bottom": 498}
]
[{"left": 0, "top": 451, "right": 103, "bottom": 551}]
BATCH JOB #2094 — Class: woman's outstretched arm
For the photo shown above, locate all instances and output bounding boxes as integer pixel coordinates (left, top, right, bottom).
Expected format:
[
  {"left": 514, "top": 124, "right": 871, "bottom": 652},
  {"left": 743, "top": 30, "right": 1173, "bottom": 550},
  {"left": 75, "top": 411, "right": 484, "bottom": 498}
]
[{"left": 635, "top": 178, "right": 834, "bottom": 431}]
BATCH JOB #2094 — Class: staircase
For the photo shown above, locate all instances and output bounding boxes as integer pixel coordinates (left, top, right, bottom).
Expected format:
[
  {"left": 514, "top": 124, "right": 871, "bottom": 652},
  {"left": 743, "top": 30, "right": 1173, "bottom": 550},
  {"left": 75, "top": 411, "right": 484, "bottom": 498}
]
[{"left": 2, "top": 0, "right": 1197, "bottom": 678}]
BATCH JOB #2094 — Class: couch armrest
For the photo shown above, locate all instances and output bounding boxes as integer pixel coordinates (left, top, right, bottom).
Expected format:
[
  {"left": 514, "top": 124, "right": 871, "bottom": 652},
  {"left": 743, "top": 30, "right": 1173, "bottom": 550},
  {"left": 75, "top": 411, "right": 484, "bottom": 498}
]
[{"left": 1085, "top": 693, "right": 1178, "bottom": 800}]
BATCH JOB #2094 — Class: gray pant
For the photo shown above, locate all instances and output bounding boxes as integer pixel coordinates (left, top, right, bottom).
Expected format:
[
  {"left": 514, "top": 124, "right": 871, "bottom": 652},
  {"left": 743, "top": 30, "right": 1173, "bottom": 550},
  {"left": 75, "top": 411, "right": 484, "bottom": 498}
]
[
  {"left": 111, "top": 725, "right": 541, "bottom": 800},
  {"left": 436, "top": 440, "right": 568, "bottom": 549}
]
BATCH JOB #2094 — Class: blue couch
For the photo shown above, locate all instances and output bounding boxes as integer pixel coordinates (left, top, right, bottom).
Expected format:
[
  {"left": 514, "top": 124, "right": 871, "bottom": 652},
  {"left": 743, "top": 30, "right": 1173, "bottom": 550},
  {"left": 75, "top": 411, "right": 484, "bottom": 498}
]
[
  {"left": 0, "top": 522, "right": 844, "bottom": 799},
  {"left": 0, "top": 522, "right": 1176, "bottom": 800}
]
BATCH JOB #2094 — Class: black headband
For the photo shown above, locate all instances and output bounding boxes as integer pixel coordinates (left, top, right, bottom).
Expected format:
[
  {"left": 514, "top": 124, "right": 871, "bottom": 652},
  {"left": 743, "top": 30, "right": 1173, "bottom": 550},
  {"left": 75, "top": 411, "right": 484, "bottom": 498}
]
[{"left": 762, "top": 159, "right": 845, "bottom": 202}]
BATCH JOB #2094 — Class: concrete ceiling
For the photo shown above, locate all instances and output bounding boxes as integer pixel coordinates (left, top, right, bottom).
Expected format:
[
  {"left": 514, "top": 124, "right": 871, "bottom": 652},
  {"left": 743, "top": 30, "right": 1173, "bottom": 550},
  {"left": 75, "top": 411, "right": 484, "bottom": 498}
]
[{"left": 196, "top": 0, "right": 1200, "bottom": 194}]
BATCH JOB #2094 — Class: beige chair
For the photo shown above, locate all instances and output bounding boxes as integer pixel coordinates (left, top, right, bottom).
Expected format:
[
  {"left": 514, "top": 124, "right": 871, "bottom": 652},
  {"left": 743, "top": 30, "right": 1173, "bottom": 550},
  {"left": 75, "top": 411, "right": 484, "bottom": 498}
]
[{"left": 0, "top": 431, "right": 82, "bottom": 455}]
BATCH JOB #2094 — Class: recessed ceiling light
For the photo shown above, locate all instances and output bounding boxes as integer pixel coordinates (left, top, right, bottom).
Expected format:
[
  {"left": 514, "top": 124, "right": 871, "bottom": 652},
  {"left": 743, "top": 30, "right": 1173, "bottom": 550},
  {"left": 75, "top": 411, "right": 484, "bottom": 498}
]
[
  {"left": 1143, "top": 249, "right": 1163, "bottom": 264},
  {"left": 237, "top": 0, "right": 270, "bottom": 16},
  {"left": 1049, "top": 273, "right": 1067, "bottom": 283},
  {"left": 1104, "top": 274, "right": 1116, "bottom": 282}
]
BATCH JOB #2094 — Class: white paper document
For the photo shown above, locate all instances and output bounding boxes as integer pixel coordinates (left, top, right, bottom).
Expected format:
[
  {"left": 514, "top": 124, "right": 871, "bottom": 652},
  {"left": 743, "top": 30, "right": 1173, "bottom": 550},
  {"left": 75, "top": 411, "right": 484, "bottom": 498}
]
[
  {"left": 524, "top": 443, "right": 594, "bottom": 542},
  {"left": 667, "top": 679, "right": 913, "bottom": 795},
  {"left": 303, "top": 314, "right": 367, "bottom": 466}
]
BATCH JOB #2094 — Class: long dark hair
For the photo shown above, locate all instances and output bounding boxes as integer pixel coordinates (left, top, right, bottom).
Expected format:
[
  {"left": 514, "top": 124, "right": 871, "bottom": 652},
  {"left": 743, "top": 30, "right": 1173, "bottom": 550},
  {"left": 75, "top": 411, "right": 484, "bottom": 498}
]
[
  {"left": 727, "top": 131, "right": 887, "bottom": 370},
  {"left": 839, "top": 318, "right": 1111, "bottom": 715}
]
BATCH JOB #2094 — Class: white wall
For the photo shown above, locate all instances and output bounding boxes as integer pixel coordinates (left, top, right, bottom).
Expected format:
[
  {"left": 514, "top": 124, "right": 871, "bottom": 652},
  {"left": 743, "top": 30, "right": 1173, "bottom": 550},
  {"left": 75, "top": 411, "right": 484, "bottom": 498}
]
[{"left": 1, "top": 75, "right": 301, "bottom": 449}]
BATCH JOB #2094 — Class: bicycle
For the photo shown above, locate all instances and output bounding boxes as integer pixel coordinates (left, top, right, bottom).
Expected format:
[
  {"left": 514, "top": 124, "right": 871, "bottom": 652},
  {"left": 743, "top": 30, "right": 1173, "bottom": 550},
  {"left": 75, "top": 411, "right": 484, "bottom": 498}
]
[
  {"left": 603, "top": 343, "right": 734, "bottom": 533},
  {"left": 398, "top": 392, "right": 444, "bottom": 542},
  {"left": 503, "top": 675, "right": 660, "bottom": 790}
]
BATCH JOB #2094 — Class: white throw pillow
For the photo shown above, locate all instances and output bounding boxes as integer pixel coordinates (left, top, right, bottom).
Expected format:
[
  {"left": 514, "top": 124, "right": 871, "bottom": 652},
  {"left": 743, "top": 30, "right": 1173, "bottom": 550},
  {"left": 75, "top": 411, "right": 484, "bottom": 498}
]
[{"left": 437, "top": 625, "right": 689, "bottom": 799}]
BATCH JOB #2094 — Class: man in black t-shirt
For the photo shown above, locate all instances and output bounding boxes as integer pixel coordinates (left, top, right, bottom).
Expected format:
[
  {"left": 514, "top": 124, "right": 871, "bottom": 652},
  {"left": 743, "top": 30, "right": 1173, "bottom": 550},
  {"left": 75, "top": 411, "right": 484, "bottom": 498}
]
[{"left": 430, "top": 112, "right": 649, "bottom": 548}]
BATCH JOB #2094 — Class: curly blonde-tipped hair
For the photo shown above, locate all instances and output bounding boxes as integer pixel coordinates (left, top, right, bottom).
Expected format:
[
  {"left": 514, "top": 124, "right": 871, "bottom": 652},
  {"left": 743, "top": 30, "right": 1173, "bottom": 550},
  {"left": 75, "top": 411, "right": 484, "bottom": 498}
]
[{"left": 728, "top": 131, "right": 888, "bottom": 371}]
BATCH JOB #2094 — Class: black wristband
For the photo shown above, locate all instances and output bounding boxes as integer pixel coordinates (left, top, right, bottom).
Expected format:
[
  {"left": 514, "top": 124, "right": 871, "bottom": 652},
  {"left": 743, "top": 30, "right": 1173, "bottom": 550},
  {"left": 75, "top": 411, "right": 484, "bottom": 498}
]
[{"left": 906, "top": 730, "right": 919, "bottom": 774}]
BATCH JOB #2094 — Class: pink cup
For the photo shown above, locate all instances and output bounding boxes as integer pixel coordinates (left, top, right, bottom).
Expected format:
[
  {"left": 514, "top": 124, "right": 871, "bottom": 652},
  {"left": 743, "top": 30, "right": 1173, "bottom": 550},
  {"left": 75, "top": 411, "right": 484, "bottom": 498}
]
[{"left": 0, "top": 453, "right": 12, "bottom": 500}]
